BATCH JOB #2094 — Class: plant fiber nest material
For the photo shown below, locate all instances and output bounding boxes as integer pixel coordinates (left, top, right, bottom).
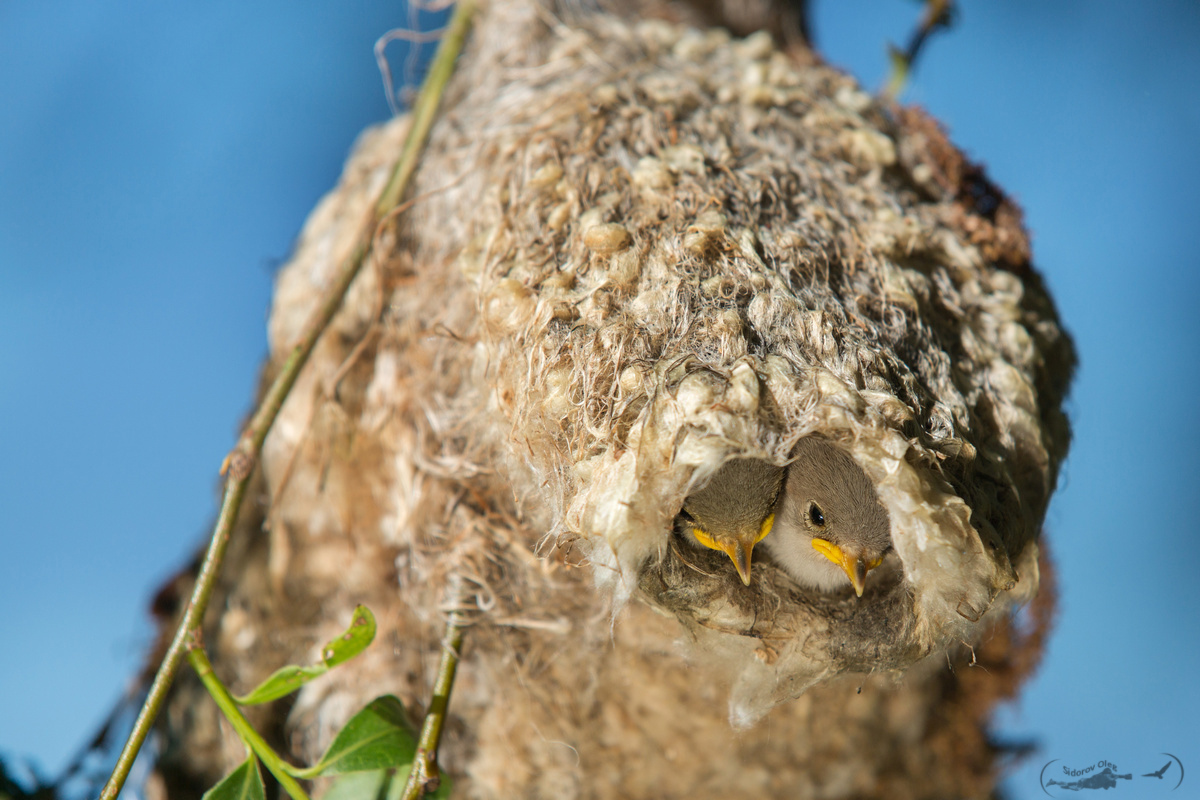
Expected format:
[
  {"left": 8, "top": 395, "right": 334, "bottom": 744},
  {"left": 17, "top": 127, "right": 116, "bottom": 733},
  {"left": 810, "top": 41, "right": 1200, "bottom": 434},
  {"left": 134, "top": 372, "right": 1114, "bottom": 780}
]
[
  {"left": 399, "top": 4, "right": 1071, "bottom": 720},
  {"left": 217, "top": 1, "right": 1074, "bottom": 796}
]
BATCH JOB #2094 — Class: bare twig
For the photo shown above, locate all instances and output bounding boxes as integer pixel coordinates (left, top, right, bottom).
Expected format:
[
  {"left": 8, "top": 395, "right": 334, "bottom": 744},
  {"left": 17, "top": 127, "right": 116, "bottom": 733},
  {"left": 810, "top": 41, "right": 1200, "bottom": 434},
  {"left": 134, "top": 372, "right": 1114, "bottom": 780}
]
[
  {"left": 400, "top": 576, "right": 467, "bottom": 800},
  {"left": 98, "top": 3, "right": 477, "bottom": 798},
  {"left": 882, "top": 0, "right": 956, "bottom": 101}
]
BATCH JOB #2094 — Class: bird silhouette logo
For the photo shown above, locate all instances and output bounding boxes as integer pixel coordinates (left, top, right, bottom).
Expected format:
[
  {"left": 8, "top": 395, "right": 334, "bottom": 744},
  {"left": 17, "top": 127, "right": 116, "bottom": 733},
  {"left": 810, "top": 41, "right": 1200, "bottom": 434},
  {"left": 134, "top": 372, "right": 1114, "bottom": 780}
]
[
  {"left": 1039, "top": 754, "right": 1184, "bottom": 795},
  {"left": 1144, "top": 753, "right": 1185, "bottom": 790}
]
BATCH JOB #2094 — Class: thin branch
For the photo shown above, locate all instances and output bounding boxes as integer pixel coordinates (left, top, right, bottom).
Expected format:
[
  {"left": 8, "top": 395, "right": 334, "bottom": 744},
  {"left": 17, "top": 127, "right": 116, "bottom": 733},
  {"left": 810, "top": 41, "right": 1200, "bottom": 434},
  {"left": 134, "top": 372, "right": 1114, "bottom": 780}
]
[
  {"left": 99, "top": 442, "right": 256, "bottom": 800},
  {"left": 186, "top": 643, "right": 310, "bottom": 800},
  {"left": 376, "top": 0, "right": 476, "bottom": 216},
  {"left": 400, "top": 577, "right": 467, "bottom": 800},
  {"left": 882, "top": 0, "right": 956, "bottom": 101},
  {"left": 97, "top": 2, "right": 477, "bottom": 798}
]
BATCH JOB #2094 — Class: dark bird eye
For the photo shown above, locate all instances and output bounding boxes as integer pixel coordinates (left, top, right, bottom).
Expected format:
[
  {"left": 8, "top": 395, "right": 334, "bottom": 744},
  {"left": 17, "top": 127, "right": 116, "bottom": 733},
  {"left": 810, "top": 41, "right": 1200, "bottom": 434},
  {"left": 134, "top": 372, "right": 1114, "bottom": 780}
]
[{"left": 808, "top": 503, "right": 825, "bottom": 527}]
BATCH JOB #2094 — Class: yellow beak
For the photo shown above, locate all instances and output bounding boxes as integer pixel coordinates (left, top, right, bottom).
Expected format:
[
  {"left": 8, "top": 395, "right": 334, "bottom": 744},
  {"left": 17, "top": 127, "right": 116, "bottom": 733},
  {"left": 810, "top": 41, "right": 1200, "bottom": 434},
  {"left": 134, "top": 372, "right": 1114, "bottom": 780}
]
[
  {"left": 691, "top": 513, "right": 775, "bottom": 586},
  {"left": 811, "top": 538, "right": 883, "bottom": 597}
]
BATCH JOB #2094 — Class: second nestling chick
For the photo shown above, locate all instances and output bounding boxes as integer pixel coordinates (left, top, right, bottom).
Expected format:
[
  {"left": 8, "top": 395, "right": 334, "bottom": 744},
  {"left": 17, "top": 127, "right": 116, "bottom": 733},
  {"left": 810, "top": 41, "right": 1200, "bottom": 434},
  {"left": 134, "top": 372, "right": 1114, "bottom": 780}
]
[
  {"left": 677, "top": 458, "right": 785, "bottom": 585},
  {"left": 761, "top": 436, "right": 893, "bottom": 597}
]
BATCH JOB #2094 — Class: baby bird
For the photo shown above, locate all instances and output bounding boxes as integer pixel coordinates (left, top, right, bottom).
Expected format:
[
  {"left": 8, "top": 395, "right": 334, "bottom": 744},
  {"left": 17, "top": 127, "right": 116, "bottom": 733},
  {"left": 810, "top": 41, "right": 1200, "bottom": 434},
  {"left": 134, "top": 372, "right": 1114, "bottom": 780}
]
[
  {"left": 762, "top": 436, "right": 892, "bottom": 597},
  {"left": 678, "top": 458, "right": 785, "bottom": 585}
]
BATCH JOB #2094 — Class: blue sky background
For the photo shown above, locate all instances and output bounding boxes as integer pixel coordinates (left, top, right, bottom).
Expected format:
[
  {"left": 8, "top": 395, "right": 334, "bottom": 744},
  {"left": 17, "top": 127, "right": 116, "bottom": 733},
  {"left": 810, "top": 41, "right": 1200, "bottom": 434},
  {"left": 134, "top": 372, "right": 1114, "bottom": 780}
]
[{"left": 1, "top": 2, "right": 1197, "bottom": 798}]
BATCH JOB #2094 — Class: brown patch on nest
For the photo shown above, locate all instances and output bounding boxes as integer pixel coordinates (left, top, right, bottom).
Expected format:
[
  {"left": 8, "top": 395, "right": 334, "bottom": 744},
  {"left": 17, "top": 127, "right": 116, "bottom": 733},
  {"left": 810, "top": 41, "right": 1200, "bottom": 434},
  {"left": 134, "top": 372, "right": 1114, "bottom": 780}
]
[{"left": 894, "top": 104, "right": 1034, "bottom": 273}]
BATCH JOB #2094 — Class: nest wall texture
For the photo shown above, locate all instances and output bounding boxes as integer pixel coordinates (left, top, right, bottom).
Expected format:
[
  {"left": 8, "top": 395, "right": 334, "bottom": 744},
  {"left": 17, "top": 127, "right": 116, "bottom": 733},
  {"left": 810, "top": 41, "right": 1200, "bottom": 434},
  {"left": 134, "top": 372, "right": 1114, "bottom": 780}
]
[{"left": 155, "top": 2, "right": 1074, "bottom": 798}]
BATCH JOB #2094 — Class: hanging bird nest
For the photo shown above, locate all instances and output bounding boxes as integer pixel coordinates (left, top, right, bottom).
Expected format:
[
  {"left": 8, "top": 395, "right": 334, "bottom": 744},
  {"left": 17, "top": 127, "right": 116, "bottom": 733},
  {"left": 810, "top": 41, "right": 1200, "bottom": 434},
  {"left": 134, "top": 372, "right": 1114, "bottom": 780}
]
[
  {"left": 397, "top": 2, "right": 1072, "bottom": 724},
  {"left": 157, "top": 1, "right": 1073, "bottom": 797}
]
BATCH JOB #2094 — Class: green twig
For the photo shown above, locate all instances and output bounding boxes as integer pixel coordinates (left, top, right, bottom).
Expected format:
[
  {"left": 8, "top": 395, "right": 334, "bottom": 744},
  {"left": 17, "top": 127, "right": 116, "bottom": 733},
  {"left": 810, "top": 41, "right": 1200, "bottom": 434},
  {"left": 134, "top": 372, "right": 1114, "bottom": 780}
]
[
  {"left": 186, "top": 643, "right": 310, "bottom": 800},
  {"left": 97, "top": 2, "right": 477, "bottom": 798},
  {"left": 399, "top": 578, "right": 467, "bottom": 800},
  {"left": 98, "top": 448, "right": 256, "bottom": 800},
  {"left": 377, "top": 0, "right": 477, "bottom": 216},
  {"left": 882, "top": 0, "right": 956, "bottom": 101}
]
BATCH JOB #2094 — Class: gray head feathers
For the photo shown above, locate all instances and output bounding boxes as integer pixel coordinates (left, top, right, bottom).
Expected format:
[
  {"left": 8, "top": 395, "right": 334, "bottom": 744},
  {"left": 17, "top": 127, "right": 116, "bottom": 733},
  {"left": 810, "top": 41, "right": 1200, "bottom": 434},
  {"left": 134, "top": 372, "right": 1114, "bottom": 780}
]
[
  {"left": 678, "top": 458, "right": 785, "bottom": 584},
  {"left": 779, "top": 436, "right": 891, "bottom": 553},
  {"left": 681, "top": 458, "right": 784, "bottom": 539},
  {"left": 764, "top": 437, "right": 892, "bottom": 595}
]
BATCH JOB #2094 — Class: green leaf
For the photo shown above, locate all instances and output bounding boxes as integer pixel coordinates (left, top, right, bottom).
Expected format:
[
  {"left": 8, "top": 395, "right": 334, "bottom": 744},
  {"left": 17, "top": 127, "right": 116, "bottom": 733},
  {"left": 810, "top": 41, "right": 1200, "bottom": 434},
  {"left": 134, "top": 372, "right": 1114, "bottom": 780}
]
[
  {"left": 320, "top": 770, "right": 389, "bottom": 800},
  {"left": 316, "top": 763, "right": 456, "bottom": 800},
  {"left": 201, "top": 758, "right": 266, "bottom": 800},
  {"left": 323, "top": 765, "right": 453, "bottom": 800},
  {"left": 321, "top": 604, "right": 378, "bottom": 668},
  {"left": 234, "top": 664, "right": 327, "bottom": 706},
  {"left": 235, "top": 605, "right": 377, "bottom": 705},
  {"left": 300, "top": 696, "right": 418, "bottom": 778}
]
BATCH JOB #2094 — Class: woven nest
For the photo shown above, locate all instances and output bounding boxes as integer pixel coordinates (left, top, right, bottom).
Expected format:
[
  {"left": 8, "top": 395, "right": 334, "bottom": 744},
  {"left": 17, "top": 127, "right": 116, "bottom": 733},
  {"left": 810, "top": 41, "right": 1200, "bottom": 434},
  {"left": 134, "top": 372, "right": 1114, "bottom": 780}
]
[
  {"left": 389, "top": 2, "right": 1072, "bottom": 723},
  {"left": 173, "top": 1, "right": 1074, "bottom": 796}
]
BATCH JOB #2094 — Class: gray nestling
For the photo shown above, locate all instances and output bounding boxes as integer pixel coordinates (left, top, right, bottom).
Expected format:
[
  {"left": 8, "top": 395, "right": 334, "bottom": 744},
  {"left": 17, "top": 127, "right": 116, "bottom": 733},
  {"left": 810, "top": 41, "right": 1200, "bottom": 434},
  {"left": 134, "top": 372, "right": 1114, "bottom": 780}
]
[
  {"left": 761, "top": 436, "right": 892, "bottom": 597},
  {"left": 678, "top": 458, "right": 785, "bottom": 585}
]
